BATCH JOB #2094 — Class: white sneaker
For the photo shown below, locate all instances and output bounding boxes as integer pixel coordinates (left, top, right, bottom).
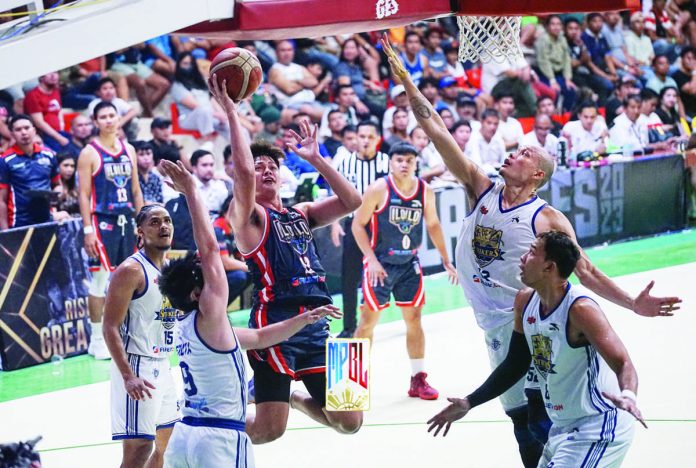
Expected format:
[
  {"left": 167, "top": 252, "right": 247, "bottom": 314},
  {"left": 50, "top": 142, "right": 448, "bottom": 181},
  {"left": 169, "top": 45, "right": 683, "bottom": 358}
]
[{"left": 89, "top": 336, "right": 111, "bottom": 360}]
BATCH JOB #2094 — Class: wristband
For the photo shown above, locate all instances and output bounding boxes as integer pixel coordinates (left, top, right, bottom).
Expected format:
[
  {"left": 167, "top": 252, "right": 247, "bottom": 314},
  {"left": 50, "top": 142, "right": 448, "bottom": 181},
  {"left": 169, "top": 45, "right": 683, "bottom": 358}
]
[
  {"left": 83, "top": 226, "right": 94, "bottom": 235},
  {"left": 621, "top": 389, "right": 637, "bottom": 403}
]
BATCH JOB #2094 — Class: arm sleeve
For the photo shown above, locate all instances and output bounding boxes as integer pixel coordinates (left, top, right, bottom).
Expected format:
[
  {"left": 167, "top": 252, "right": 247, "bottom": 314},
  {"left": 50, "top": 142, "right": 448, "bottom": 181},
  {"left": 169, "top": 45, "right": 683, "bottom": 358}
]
[{"left": 467, "top": 330, "right": 531, "bottom": 408}]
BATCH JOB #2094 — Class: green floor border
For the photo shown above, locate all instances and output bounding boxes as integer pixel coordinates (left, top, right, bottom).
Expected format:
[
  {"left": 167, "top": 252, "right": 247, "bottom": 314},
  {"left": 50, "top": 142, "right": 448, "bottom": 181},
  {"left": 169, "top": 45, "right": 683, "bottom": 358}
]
[{"left": 2, "top": 229, "right": 695, "bottom": 403}]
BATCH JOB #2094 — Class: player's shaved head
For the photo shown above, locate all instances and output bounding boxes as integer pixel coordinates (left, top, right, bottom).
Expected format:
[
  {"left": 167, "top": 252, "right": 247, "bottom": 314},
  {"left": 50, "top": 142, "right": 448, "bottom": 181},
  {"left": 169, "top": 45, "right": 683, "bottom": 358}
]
[{"left": 531, "top": 146, "right": 556, "bottom": 188}]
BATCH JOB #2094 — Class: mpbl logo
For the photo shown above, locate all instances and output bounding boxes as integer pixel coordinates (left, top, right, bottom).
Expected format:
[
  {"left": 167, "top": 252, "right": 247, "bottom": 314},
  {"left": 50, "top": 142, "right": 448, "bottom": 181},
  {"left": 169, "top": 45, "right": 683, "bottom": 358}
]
[{"left": 326, "top": 338, "right": 370, "bottom": 411}]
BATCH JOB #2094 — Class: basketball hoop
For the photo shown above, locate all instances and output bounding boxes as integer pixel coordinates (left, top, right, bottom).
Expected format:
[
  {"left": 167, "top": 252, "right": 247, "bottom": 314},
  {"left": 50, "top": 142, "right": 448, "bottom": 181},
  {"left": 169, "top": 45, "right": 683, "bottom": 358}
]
[{"left": 456, "top": 15, "right": 523, "bottom": 64}]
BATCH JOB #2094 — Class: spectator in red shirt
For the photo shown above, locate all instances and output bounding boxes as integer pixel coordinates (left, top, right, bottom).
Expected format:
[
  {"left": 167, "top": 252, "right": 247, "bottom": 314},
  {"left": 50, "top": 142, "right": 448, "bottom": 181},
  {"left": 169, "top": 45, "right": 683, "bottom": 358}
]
[{"left": 23, "top": 72, "right": 70, "bottom": 152}]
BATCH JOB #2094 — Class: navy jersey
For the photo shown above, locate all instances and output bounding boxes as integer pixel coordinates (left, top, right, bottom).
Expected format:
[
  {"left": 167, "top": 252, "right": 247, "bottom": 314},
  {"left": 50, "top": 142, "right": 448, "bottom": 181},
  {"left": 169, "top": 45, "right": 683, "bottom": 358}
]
[
  {"left": 0, "top": 143, "right": 59, "bottom": 228},
  {"left": 242, "top": 207, "right": 331, "bottom": 308},
  {"left": 371, "top": 175, "right": 425, "bottom": 265},
  {"left": 90, "top": 139, "right": 135, "bottom": 215}
]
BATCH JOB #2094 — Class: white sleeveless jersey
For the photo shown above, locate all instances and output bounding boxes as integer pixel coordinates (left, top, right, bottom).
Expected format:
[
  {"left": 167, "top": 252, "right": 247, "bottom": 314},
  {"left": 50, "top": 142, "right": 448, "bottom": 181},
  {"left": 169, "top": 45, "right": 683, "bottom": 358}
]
[
  {"left": 523, "top": 284, "right": 621, "bottom": 425},
  {"left": 456, "top": 181, "right": 548, "bottom": 330},
  {"left": 121, "top": 251, "right": 177, "bottom": 358},
  {"left": 176, "top": 310, "right": 247, "bottom": 422}
]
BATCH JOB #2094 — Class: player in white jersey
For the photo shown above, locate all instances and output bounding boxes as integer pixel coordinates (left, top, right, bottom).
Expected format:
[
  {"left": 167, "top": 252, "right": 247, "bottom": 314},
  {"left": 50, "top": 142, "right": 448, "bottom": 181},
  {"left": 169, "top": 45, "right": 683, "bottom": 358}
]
[
  {"left": 428, "top": 231, "right": 647, "bottom": 467},
  {"left": 103, "top": 204, "right": 178, "bottom": 467},
  {"left": 382, "top": 34, "right": 680, "bottom": 467},
  {"left": 157, "top": 160, "right": 341, "bottom": 468}
]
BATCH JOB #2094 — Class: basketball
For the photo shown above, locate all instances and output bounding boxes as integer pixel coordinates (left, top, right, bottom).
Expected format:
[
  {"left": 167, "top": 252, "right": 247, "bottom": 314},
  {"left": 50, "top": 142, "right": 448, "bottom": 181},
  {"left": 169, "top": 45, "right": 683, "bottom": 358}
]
[{"left": 208, "top": 47, "right": 263, "bottom": 102}]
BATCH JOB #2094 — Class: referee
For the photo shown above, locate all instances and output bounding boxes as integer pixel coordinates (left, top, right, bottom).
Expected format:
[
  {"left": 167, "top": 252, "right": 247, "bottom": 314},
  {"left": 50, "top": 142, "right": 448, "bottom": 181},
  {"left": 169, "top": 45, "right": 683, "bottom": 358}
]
[{"left": 332, "top": 121, "right": 389, "bottom": 337}]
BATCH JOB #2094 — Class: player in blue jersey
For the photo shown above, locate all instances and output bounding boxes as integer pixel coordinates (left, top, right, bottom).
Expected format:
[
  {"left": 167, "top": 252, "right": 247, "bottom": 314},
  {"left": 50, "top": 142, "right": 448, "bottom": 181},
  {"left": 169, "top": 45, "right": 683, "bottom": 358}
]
[
  {"left": 209, "top": 76, "right": 363, "bottom": 443},
  {"left": 78, "top": 101, "right": 144, "bottom": 360},
  {"left": 352, "top": 142, "right": 457, "bottom": 401},
  {"left": 156, "top": 159, "right": 342, "bottom": 467}
]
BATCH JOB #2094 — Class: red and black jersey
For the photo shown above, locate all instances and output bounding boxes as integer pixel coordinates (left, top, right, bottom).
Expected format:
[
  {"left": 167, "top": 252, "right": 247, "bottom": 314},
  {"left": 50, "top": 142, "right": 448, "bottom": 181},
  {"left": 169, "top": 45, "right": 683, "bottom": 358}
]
[
  {"left": 242, "top": 206, "right": 331, "bottom": 308},
  {"left": 370, "top": 175, "right": 425, "bottom": 265},
  {"left": 0, "top": 143, "right": 59, "bottom": 228},
  {"left": 89, "top": 138, "right": 135, "bottom": 216}
]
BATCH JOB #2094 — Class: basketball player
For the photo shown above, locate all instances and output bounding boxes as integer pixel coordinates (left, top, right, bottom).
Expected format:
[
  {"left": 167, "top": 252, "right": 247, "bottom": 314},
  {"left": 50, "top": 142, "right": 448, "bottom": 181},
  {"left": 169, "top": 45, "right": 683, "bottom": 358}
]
[
  {"left": 78, "top": 101, "right": 144, "bottom": 360},
  {"left": 353, "top": 142, "right": 457, "bottom": 400},
  {"left": 209, "top": 76, "right": 364, "bottom": 443},
  {"left": 102, "top": 204, "right": 178, "bottom": 468},
  {"left": 156, "top": 159, "right": 342, "bottom": 467},
  {"left": 382, "top": 34, "right": 680, "bottom": 467},
  {"left": 428, "top": 231, "right": 645, "bottom": 467}
]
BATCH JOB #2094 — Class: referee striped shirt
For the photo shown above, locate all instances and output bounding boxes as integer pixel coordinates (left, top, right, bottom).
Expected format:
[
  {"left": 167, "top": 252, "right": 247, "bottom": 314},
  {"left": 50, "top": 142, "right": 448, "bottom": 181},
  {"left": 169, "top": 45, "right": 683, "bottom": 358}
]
[{"left": 334, "top": 151, "right": 390, "bottom": 195}]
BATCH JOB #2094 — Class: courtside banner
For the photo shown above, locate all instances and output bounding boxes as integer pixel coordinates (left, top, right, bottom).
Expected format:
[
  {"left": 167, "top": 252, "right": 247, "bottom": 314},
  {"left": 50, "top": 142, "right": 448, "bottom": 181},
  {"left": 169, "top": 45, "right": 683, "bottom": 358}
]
[
  {"left": 326, "top": 338, "right": 370, "bottom": 411},
  {"left": 0, "top": 219, "right": 91, "bottom": 371}
]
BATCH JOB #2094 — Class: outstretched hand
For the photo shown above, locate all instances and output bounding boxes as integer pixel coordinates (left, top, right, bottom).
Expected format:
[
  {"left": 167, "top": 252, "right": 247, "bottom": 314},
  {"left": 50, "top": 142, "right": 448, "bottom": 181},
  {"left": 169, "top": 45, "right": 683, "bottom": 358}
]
[
  {"left": 305, "top": 304, "right": 342, "bottom": 323},
  {"left": 285, "top": 120, "right": 321, "bottom": 164},
  {"left": 208, "top": 73, "right": 237, "bottom": 115},
  {"left": 380, "top": 32, "right": 409, "bottom": 82},
  {"left": 602, "top": 392, "right": 648, "bottom": 429},
  {"left": 632, "top": 281, "right": 681, "bottom": 317},
  {"left": 426, "top": 397, "right": 471, "bottom": 437},
  {"left": 159, "top": 160, "right": 196, "bottom": 195}
]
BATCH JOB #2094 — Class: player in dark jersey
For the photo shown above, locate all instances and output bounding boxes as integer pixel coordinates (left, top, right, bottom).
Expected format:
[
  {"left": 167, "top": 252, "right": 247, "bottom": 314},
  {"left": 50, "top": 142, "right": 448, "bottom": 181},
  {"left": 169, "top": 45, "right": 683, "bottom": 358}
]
[
  {"left": 78, "top": 101, "right": 144, "bottom": 360},
  {"left": 209, "top": 76, "right": 363, "bottom": 443},
  {"left": 352, "top": 142, "right": 457, "bottom": 400}
]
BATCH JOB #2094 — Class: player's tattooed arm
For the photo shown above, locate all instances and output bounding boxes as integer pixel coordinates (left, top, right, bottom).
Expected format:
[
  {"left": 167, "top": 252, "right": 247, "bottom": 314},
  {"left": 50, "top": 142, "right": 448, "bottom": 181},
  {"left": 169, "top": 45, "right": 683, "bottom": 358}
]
[{"left": 410, "top": 95, "right": 432, "bottom": 120}]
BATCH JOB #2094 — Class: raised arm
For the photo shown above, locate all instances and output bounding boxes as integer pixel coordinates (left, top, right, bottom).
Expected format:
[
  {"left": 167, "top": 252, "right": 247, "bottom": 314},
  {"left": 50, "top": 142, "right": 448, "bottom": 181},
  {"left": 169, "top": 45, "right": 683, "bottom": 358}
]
[
  {"left": 381, "top": 34, "right": 490, "bottom": 203},
  {"left": 351, "top": 179, "right": 388, "bottom": 287},
  {"left": 423, "top": 184, "right": 457, "bottom": 284},
  {"left": 289, "top": 120, "right": 362, "bottom": 227},
  {"left": 536, "top": 207, "right": 682, "bottom": 317}
]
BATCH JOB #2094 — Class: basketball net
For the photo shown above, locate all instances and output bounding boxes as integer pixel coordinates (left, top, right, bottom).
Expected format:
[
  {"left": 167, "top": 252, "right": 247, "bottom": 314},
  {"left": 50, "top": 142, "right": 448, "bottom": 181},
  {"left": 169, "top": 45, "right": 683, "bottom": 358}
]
[{"left": 456, "top": 16, "right": 523, "bottom": 63}]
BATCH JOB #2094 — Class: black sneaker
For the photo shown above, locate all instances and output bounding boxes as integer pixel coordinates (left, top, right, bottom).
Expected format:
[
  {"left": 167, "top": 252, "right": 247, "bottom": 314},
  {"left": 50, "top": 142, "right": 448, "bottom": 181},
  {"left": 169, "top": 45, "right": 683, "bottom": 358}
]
[{"left": 337, "top": 329, "right": 355, "bottom": 338}]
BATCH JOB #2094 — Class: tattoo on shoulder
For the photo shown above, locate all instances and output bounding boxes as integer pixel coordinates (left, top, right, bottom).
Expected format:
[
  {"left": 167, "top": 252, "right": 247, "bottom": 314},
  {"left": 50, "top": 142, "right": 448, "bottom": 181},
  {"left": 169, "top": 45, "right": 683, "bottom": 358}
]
[{"left": 410, "top": 97, "right": 432, "bottom": 119}]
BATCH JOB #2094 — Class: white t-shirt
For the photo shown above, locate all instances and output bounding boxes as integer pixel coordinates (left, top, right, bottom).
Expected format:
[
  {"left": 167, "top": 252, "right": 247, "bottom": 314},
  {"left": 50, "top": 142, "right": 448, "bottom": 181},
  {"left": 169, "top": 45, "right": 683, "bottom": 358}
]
[
  {"left": 382, "top": 106, "right": 418, "bottom": 140},
  {"left": 194, "top": 177, "right": 229, "bottom": 214},
  {"left": 521, "top": 131, "right": 558, "bottom": 157},
  {"left": 609, "top": 113, "right": 649, "bottom": 150},
  {"left": 481, "top": 55, "right": 529, "bottom": 94},
  {"left": 496, "top": 116, "right": 524, "bottom": 148},
  {"left": 420, "top": 141, "right": 481, "bottom": 186},
  {"left": 319, "top": 105, "right": 358, "bottom": 140},
  {"left": 269, "top": 62, "right": 316, "bottom": 105},
  {"left": 471, "top": 130, "right": 506, "bottom": 174},
  {"left": 87, "top": 97, "right": 132, "bottom": 117},
  {"left": 562, "top": 119, "right": 608, "bottom": 157}
]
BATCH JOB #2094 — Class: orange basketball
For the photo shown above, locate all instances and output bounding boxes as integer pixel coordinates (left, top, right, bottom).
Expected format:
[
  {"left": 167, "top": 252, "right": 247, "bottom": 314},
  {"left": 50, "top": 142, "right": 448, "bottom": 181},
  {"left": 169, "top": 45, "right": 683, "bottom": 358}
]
[{"left": 209, "top": 47, "right": 263, "bottom": 102}]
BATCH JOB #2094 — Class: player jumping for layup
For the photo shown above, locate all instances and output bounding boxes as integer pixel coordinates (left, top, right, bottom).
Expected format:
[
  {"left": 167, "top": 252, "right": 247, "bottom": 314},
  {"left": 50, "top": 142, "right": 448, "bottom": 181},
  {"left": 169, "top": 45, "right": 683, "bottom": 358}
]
[
  {"left": 353, "top": 142, "right": 457, "bottom": 400},
  {"left": 209, "top": 76, "right": 363, "bottom": 443}
]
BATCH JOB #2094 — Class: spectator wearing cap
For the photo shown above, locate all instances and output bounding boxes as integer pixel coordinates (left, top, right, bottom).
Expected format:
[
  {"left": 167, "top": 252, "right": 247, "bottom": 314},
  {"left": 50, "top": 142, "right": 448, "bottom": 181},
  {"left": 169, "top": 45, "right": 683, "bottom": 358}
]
[
  {"left": 494, "top": 93, "right": 524, "bottom": 150},
  {"left": 256, "top": 106, "right": 283, "bottom": 146},
  {"left": 535, "top": 15, "right": 578, "bottom": 112},
  {"left": 434, "top": 76, "right": 460, "bottom": 117},
  {"left": 318, "top": 85, "right": 362, "bottom": 141},
  {"left": 190, "top": 149, "right": 230, "bottom": 215},
  {"left": 672, "top": 47, "right": 696, "bottom": 118},
  {"left": 422, "top": 27, "right": 448, "bottom": 79},
  {"left": 382, "top": 84, "right": 417, "bottom": 140},
  {"left": 399, "top": 31, "right": 430, "bottom": 86},
  {"left": 63, "top": 114, "right": 95, "bottom": 159},
  {"left": 23, "top": 72, "right": 70, "bottom": 152},
  {"left": 0, "top": 115, "right": 60, "bottom": 230},
  {"left": 134, "top": 141, "right": 163, "bottom": 204},
  {"left": 149, "top": 117, "right": 183, "bottom": 165},
  {"left": 581, "top": 13, "right": 619, "bottom": 104},
  {"left": 87, "top": 78, "right": 138, "bottom": 141},
  {"left": 521, "top": 114, "right": 559, "bottom": 158},
  {"left": 602, "top": 11, "right": 642, "bottom": 79},
  {"left": 625, "top": 12, "right": 656, "bottom": 81},
  {"left": 646, "top": 55, "right": 678, "bottom": 94},
  {"left": 470, "top": 109, "right": 506, "bottom": 174},
  {"left": 605, "top": 75, "right": 640, "bottom": 126}
]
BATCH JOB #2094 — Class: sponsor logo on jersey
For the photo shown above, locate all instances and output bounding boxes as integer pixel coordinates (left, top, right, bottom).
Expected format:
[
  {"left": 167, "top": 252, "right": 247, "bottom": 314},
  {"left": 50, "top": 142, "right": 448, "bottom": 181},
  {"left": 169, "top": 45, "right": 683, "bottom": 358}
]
[
  {"left": 272, "top": 212, "right": 313, "bottom": 255},
  {"left": 326, "top": 338, "right": 370, "bottom": 411},
  {"left": 549, "top": 322, "right": 560, "bottom": 331},
  {"left": 472, "top": 273, "right": 501, "bottom": 288},
  {"left": 527, "top": 316, "right": 537, "bottom": 324},
  {"left": 152, "top": 345, "right": 174, "bottom": 354},
  {"left": 104, "top": 161, "right": 132, "bottom": 188},
  {"left": 472, "top": 225, "right": 505, "bottom": 268},
  {"left": 531, "top": 334, "right": 557, "bottom": 379},
  {"left": 480, "top": 205, "right": 488, "bottom": 214},
  {"left": 388, "top": 206, "right": 422, "bottom": 235}
]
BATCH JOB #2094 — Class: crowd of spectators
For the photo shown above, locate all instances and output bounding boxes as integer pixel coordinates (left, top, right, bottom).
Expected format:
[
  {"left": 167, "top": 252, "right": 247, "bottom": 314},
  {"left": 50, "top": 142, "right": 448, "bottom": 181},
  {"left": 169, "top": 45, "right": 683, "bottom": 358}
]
[{"left": 2, "top": 7, "right": 696, "bottom": 259}]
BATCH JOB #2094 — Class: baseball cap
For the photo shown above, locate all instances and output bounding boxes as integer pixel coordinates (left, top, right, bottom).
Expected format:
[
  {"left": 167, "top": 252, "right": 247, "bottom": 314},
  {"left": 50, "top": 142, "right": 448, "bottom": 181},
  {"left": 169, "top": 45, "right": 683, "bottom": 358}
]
[
  {"left": 456, "top": 96, "right": 476, "bottom": 107},
  {"left": 151, "top": 117, "right": 172, "bottom": 129},
  {"left": 439, "top": 76, "right": 457, "bottom": 89},
  {"left": 618, "top": 75, "right": 637, "bottom": 86},
  {"left": 259, "top": 106, "right": 281, "bottom": 124},
  {"left": 390, "top": 84, "right": 406, "bottom": 100}
]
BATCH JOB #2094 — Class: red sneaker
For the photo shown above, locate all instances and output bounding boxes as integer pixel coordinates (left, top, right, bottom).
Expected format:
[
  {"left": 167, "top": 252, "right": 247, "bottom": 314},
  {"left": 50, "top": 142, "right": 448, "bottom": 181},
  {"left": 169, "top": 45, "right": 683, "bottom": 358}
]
[{"left": 408, "top": 372, "right": 439, "bottom": 400}]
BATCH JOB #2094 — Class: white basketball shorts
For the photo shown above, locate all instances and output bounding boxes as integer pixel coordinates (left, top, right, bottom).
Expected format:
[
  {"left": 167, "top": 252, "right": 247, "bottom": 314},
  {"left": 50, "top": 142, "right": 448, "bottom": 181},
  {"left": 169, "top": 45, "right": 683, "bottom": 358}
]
[{"left": 164, "top": 422, "right": 255, "bottom": 468}]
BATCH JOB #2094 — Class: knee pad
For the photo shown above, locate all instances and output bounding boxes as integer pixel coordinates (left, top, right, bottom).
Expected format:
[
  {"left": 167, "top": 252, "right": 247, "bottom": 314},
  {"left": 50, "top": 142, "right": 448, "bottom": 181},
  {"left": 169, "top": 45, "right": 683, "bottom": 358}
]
[
  {"left": 89, "top": 268, "right": 110, "bottom": 297},
  {"left": 506, "top": 406, "right": 544, "bottom": 468}
]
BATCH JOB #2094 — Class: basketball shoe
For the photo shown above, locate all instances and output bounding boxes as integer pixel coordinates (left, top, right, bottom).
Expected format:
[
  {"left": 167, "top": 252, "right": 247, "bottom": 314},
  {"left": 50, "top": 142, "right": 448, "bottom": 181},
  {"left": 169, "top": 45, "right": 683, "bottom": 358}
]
[
  {"left": 408, "top": 372, "right": 439, "bottom": 400},
  {"left": 88, "top": 335, "right": 111, "bottom": 360}
]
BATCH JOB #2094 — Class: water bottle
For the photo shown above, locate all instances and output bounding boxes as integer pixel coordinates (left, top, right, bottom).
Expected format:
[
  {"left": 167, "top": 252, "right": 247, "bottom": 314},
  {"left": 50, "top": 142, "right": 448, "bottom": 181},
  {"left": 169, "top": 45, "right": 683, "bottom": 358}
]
[
  {"left": 557, "top": 137, "right": 568, "bottom": 168},
  {"left": 51, "top": 354, "right": 64, "bottom": 377}
]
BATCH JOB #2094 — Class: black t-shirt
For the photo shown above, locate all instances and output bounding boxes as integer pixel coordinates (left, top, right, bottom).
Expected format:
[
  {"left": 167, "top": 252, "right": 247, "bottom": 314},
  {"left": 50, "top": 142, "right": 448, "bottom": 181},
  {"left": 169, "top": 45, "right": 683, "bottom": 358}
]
[
  {"left": 323, "top": 137, "right": 342, "bottom": 157},
  {"left": 605, "top": 97, "right": 623, "bottom": 126},
  {"left": 672, "top": 70, "right": 696, "bottom": 117},
  {"left": 164, "top": 194, "right": 195, "bottom": 251},
  {"left": 149, "top": 139, "right": 181, "bottom": 164}
]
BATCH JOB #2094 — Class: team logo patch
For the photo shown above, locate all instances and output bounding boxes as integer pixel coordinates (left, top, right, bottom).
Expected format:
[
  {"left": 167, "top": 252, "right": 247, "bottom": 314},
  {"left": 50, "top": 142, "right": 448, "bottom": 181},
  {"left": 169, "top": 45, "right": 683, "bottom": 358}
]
[
  {"left": 388, "top": 206, "right": 422, "bottom": 235},
  {"left": 272, "top": 211, "right": 313, "bottom": 255},
  {"left": 531, "top": 334, "right": 557, "bottom": 379},
  {"left": 490, "top": 338, "right": 501, "bottom": 351},
  {"left": 472, "top": 225, "right": 505, "bottom": 268},
  {"left": 155, "top": 297, "right": 178, "bottom": 330},
  {"left": 104, "top": 161, "right": 132, "bottom": 188}
]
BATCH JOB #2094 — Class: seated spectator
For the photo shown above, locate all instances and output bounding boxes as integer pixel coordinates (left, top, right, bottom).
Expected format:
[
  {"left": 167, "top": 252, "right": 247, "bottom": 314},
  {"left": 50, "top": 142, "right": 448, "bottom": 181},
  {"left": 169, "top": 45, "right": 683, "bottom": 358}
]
[
  {"left": 562, "top": 102, "right": 608, "bottom": 158},
  {"left": 434, "top": 76, "right": 459, "bottom": 116},
  {"left": 455, "top": 97, "right": 481, "bottom": 132},
  {"left": 23, "top": 72, "right": 70, "bottom": 151},
  {"left": 172, "top": 53, "right": 230, "bottom": 142},
  {"left": 646, "top": 0, "right": 681, "bottom": 61},
  {"left": 143, "top": 35, "right": 177, "bottom": 79},
  {"left": 422, "top": 26, "right": 448, "bottom": 79},
  {"left": 535, "top": 15, "right": 578, "bottom": 112},
  {"left": 256, "top": 106, "right": 283, "bottom": 146},
  {"left": 655, "top": 86, "right": 684, "bottom": 135},
  {"left": 646, "top": 55, "right": 679, "bottom": 95},
  {"left": 565, "top": 18, "right": 598, "bottom": 98},
  {"left": 149, "top": 117, "right": 184, "bottom": 165},
  {"left": 422, "top": 120, "right": 481, "bottom": 185},
  {"left": 399, "top": 31, "right": 430, "bottom": 86},
  {"left": 323, "top": 110, "right": 347, "bottom": 157},
  {"left": 381, "top": 108, "right": 410, "bottom": 154},
  {"left": 494, "top": 93, "right": 524, "bottom": 150},
  {"left": 87, "top": 77, "right": 138, "bottom": 140},
  {"left": 333, "top": 36, "right": 383, "bottom": 105},
  {"left": 470, "top": 109, "right": 506, "bottom": 173},
  {"left": 625, "top": 12, "right": 656, "bottom": 81},
  {"left": 332, "top": 125, "right": 359, "bottom": 166},
  {"left": 610, "top": 94, "right": 669, "bottom": 153},
  {"left": 108, "top": 44, "right": 170, "bottom": 117},
  {"left": 213, "top": 195, "right": 250, "bottom": 306},
  {"left": 134, "top": 141, "right": 163, "bottom": 204},
  {"left": 63, "top": 114, "right": 95, "bottom": 159},
  {"left": 53, "top": 151, "right": 80, "bottom": 221},
  {"left": 580, "top": 14, "right": 619, "bottom": 104},
  {"left": 668, "top": 0, "right": 696, "bottom": 47},
  {"left": 59, "top": 66, "right": 102, "bottom": 111},
  {"left": 437, "top": 107, "right": 456, "bottom": 131},
  {"left": 0, "top": 115, "right": 60, "bottom": 230},
  {"left": 305, "top": 59, "right": 333, "bottom": 103},
  {"left": 483, "top": 55, "right": 537, "bottom": 118},
  {"left": 535, "top": 96, "right": 563, "bottom": 136},
  {"left": 319, "top": 85, "right": 362, "bottom": 140},
  {"left": 606, "top": 75, "right": 640, "bottom": 126},
  {"left": 602, "top": 11, "right": 642, "bottom": 79},
  {"left": 671, "top": 47, "right": 696, "bottom": 118},
  {"left": 521, "top": 115, "right": 559, "bottom": 158},
  {"left": 639, "top": 88, "right": 669, "bottom": 142},
  {"left": 383, "top": 84, "right": 417, "bottom": 139},
  {"left": 190, "top": 149, "right": 229, "bottom": 215},
  {"left": 268, "top": 40, "right": 323, "bottom": 120},
  {"left": 418, "top": 77, "right": 442, "bottom": 108}
]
